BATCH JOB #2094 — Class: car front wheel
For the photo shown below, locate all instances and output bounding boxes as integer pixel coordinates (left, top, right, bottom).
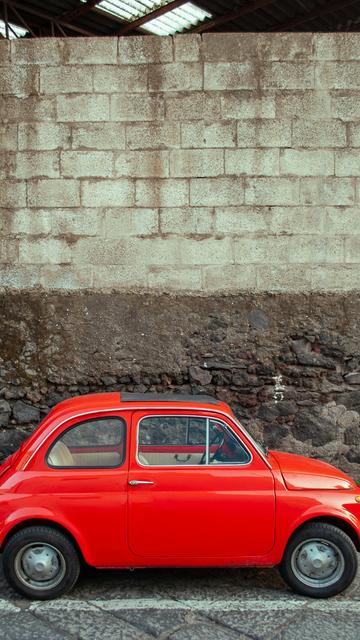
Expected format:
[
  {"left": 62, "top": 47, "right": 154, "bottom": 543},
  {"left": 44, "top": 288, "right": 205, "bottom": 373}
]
[
  {"left": 279, "top": 522, "right": 358, "bottom": 598},
  {"left": 3, "top": 525, "right": 80, "bottom": 600}
]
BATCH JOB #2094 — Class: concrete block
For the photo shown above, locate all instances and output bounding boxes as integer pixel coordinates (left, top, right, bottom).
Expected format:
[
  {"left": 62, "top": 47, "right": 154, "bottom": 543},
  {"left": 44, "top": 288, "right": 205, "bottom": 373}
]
[
  {"left": 19, "top": 239, "right": 71, "bottom": 264},
  {"left": 104, "top": 208, "right": 158, "bottom": 236},
  {"left": 149, "top": 63, "right": 202, "bottom": 92},
  {"left": 10, "top": 209, "right": 52, "bottom": 235},
  {"left": 287, "top": 236, "right": 344, "bottom": 263},
  {"left": 39, "top": 266, "right": 92, "bottom": 289},
  {"left": 325, "top": 207, "right": 360, "bottom": 235},
  {"left": 336, "top": 150, "right": 360, "bottom": 176},
  {"left": 159, "top": 207, "right": 214, "bottom": 235},
  {"left": 276, "top": 91, "right": 331, "bottom": 119},
  {"left": 115, "top": 151, "right": 169, "bottom": 178},
  {"left": 0, "top": 266, "right": 40, "bottom": 288},
  {"left": 349, "top": 123, "right": 360, "bottom": 147},
  {"left": 256, "top": 265, "right": 312, "bottom": 292},
  {"left": 0, "top": 40, "right": 10, "bottom": 65},
  {"left": 14, "top": 151, "right": 60, "bottom": 179},
  {"left": 221, "top": 93, "right": 275, "bottom": 119},
  {"left": 202, "top": 33, "right": 313, "bottom": 62},
  {"left": 332, "top": 93, "right": 360, "bottom": 120},
  {"left": 280, "top": 150, "right": 334, "bottom": 176},
  {"left": 202, "top": 34, "right": 258, "bottom": 61},
  {"left": 190, "top": 177, "right": 244, "bottom": 207},
  {"left": 72, "top": 238, "right": 133, "bottom": 265},
  {"left": 148, "top": 267, "right": 202, "bottom": 290},
  {"left": 40, "top": 66, "right": 93, "bottom": 94},
  {"left": 165, "top": 93, "right": 221, "bottom": 121},
  {"left": 314, "top": 34, "right": 360, "bottom": 60},
  {"left": 27, "top": 179, "right": 80, "bottom": 208},
  {"left": 300, "top": 178, "right": 355, "bottom": 206},
  {"left": 0, "top": 152, "right": 16, "bottom": 179},
  {"left": 345, "top": 237, "right": 360, "bottom": 263},
  {"left": 62, "top": 38, "right": 117, "bottom": 64},
  {"left": 61, "top": 151, "right": 113, "bottom": 178},
  {"left": 245, "top": 178, "right": 299, "bottom": 205},
  {"left": 11, "top": 39, "right": 63, "bottom": 65},
  {"left": 204, "top": 63, "right": 257, "bottom": 90},
  {"left": 136, "top": 179, "right": 188, "bottom": 207},
  {"left": 0, "top": 125, "right": 17, "bottom": 151},
  {"left": 93, "top": 264, "right": 148, "bottom": 288},
  {"left": 93, "top": 65, "right": 148, "bottom": 93},
  {"left": 214, "top": 207, "right": 268, "bottom": 234},
  {"left": 19, "top": 123, "right": 70, "bottom": 150},
  {"left": 57, "top": 94, "right": 109, "bottom": 122},
  {"left": 237, "top": 120, "right": 291, "bottom": 147},
  {"left": 81, "top": 179, "right": 134, "bottom": 207},
  {"left": 234, "top": 236, "right": 289, "bottom": 264},
  {"left": 173, "top": 35, "right": 201, "bottom": 62},
  {"left": 292, "top": 120, "right": 346, "bottom": 147},
  {"left": 72, "top": 123, "right": 125, "bottom": 150},
  {"left": 0, "top": 240, "right": 18, "bottom": 263},
  {"left": 179, "top": 237, "right": 232, "bottom": 265},
  {"left": 261, "top": 63, "right": 314, "bottom": 89},
  {"left": 316, "top": 62, "right": 360, "bottom": 89},
  {"left": 0, "top": 66, "right": 38, "bottom": 96},
  {"left": 0, "top": 95, "right": 56, "bottom": 124},
  {"left": 203, "top": 265, "right": 256, "bottom": 290},
  {"left": 311, "top": 266, "right": 360, "bottom": 291},
  {"left": 1, "top": 180, "right": 27, "bottom": 208},
  {"left": 52, "top": 210, "right": 102, "bottom": 236},
  {"left": 111, "top": 95, "right": 164, "bottom": 121},
  {"left": 118, "top": 36, "right": 173, "bottom": 64},
  {"left": 127, "top": 122, "right": 180, "bottom": 149},
  {"left": 170, "top": 149, "right": 224, "bottom": 177},
  {"left": 269, "top": 207, "right": 324, "bottom": 235},
  {"left": 256, "top": 33, "right": 314, "bottom": 61},
  {"left": 225, "top": 149, "right": 279, "bottom": 176},
  {"left": 181, "top": 122, "right": 236, "bottom": 148}
]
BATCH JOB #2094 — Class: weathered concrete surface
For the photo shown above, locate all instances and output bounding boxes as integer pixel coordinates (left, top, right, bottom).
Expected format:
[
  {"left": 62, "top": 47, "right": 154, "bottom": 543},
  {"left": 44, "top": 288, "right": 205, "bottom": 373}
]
[
  {"left": 0, "top": 290, "right": 360, "bottom": 481},
  {"left": 0, "top": 559, "right": 359, "bottom": 640},
  {"left": 1, "top": 34, "right": 360, "bottom": 292}
]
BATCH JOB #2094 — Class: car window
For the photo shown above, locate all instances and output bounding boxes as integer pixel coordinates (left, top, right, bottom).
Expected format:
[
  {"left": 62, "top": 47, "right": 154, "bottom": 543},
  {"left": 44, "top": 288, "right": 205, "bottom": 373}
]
[
  {"left": 47, "top": 417, "right": 126, "bottom": 468},
  {"left": 137, "top": 416, "right": 251, "bottom": 466}
]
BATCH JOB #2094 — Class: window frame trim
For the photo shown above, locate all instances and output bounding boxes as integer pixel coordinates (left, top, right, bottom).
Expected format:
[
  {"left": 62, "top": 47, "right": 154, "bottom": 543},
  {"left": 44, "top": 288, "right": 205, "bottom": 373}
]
[
  {"left": 136, "top": 414, "right": 253, "bottom": 468},
  {"left": 45, "top": 415, "right": 127, "bottom": 470}
]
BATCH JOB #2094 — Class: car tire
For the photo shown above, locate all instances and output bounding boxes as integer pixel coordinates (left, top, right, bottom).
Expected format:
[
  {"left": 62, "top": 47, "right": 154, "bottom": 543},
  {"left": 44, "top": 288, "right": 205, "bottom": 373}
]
[
  {"left": 279, "top": 522, "right": 358, "bottom": 598},
  {"left": 3, "top": 525, "right": 80, "bottom": 600}
]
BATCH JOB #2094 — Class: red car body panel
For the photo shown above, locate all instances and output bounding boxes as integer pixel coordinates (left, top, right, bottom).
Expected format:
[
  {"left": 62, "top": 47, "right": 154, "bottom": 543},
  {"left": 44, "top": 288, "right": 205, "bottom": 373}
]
[{"left": 0, "top": 392, "right": 359, "bottom": 569}]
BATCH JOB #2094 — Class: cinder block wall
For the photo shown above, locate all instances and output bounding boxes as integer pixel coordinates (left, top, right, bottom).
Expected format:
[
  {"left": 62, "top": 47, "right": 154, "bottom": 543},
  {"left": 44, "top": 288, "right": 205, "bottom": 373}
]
[
  {"left": 1, "top": 34, "right": 360, "bottom": 479},
  {"left": 1, "top": 33, "right": 360, "bottom": 292}
]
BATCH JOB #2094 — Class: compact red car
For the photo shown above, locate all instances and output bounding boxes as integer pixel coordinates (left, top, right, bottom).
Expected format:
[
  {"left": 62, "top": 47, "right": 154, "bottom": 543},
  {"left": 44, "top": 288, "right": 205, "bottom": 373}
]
[{"left": 0, "top": 392, "right": 359, "bottom": 600}]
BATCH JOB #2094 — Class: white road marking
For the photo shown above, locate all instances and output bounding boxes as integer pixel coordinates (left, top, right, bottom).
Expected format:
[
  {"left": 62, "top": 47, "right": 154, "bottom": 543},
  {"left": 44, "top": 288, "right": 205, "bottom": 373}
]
[
  {"left": 28, "top": 597, "right": 360, "bottom": 613},
  {"left": 0, "top": 600, "right": 21, "bottom": 613}
]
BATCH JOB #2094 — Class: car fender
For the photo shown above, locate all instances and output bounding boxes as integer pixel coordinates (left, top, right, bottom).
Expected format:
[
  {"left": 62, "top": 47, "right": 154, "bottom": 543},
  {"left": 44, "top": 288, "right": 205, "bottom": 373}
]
[{"left": 0, "top": 506, "right": 94, "bottom": 564}]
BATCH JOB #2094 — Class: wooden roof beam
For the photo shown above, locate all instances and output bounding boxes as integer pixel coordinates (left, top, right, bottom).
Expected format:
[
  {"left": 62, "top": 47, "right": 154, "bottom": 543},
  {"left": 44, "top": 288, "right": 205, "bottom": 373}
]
[
  {"left": 268, "top": 0, "right": 360, "bottom": 30},
  {"left": 113, "top": 0, "right": 187, "bottom": 35},
  {"left": 59, "top": 0, "right": 103, "bottom": 23},
  {"left": 191, "top": 0, "right": 278, "bottom": 33},
  {"left": 5, "top": 0, "right": 96, "bottom": 35}
]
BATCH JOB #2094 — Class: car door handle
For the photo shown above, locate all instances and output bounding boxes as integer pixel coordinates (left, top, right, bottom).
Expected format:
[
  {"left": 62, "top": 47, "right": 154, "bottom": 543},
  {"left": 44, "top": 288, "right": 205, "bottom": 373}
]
[{"left": 128, "top": 480, "right": 154, "bottom": 486}]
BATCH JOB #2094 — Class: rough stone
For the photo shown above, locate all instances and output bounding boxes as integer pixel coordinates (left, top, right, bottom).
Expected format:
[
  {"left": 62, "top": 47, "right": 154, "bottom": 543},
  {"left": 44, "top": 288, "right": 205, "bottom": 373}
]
[
  {"left": 12, "top": 400, "right": 40, "bottom": 424},
  {"left": 189, "top": 366, "right": 212, "bottom": 386},
  {"left": 0, "top": 400, "right": 11, "bottom": 427}
]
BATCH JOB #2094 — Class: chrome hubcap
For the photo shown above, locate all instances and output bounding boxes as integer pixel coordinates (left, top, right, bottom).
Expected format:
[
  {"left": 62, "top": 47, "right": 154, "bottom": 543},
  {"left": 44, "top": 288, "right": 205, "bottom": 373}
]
[
  {"left": 14, "top": 543, "right": 66, "bottom": 591},
  {"left": 291, "top": 538, "right": 345, "bottom": 588}
]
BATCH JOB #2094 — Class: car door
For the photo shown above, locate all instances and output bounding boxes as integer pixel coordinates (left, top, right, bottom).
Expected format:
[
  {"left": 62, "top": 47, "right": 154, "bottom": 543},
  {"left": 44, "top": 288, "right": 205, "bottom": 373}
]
[
  {"left": 27, "top": 412, "right": 129, "bottom": 567},
  {"left": 127, "top": 410, "right": 275, "bottom": 560}
]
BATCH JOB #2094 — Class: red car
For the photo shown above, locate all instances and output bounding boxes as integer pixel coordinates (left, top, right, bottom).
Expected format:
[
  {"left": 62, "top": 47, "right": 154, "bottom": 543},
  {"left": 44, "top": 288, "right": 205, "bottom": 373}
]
[{"left": 0, "top": 392, "right": 359, "bottom": 600}]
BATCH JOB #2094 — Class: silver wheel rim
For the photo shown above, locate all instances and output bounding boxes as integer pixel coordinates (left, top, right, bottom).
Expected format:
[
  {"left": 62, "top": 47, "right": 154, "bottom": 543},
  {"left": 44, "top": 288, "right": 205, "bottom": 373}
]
[
  {"left": 291, "top": 537, "right": 345, "bottom": 588},
  {"left": 14, "top": 542, "right": 66, "bottom": 591}
]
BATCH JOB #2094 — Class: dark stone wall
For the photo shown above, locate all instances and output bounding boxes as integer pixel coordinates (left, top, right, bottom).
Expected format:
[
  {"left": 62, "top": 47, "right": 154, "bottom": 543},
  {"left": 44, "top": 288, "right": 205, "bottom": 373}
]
[{"left": 1, "top": 291, "right": 360, "bottom": 482}]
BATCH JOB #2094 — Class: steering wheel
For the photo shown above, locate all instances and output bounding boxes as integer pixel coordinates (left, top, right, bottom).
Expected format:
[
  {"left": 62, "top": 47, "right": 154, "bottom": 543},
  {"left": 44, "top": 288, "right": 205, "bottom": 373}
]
[{"left": 199, "top": 430, "right": 225, "bottom": 464}]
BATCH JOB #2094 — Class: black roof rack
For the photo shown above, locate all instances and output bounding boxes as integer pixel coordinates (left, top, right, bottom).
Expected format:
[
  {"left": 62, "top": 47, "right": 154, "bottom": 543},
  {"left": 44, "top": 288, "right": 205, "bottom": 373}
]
[{"left": 121, "top": 392, "right": 220, "bottom": 405}]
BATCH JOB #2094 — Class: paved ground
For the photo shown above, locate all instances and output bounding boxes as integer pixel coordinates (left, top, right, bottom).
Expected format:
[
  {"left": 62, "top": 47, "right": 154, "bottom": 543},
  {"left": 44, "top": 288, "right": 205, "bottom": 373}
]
[{"left": 0, "top": 560, "right": 359, "bottom": 640}]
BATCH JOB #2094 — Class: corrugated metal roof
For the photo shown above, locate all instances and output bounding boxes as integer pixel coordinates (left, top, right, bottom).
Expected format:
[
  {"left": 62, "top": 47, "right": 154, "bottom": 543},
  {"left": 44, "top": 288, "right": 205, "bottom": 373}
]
[{"left": 1, "top": 0, "right": 360, "bottom": 37}]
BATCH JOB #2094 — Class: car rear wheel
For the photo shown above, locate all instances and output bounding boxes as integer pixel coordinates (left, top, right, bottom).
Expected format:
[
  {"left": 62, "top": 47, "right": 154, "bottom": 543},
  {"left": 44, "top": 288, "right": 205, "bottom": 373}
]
[
  {"left": 279, "top": 522, "right": 358, "bottom": 598},
  {"left": 3, "top": 526, "right": 80, "bottom": 599}
]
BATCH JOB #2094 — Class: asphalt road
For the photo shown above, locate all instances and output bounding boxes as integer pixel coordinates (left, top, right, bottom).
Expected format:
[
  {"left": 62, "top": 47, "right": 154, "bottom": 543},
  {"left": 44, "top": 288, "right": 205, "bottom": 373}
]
[{"left": 0, "top": 560, "right": 359, "bottom": 640}]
